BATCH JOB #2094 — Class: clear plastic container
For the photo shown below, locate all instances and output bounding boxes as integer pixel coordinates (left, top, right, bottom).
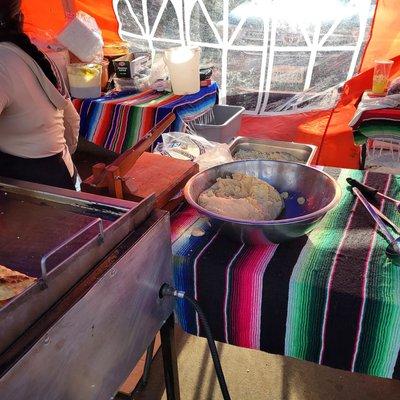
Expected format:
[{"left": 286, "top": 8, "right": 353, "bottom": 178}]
[
  {"left": 372, "top": 60, "right": 394, "bottom": 95},
  {"left": 67, "top": 63, "right": 102, "bottom": 98},
  {"left": 163, "top": 46, "right": 201, "bottom": 95}
]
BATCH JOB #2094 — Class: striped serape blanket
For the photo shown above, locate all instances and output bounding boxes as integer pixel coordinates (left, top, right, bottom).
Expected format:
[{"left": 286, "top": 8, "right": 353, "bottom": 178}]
[
  {"left": 353, "top": 108, "right": 400, "bottom": 145},
  {"left": 171, "top": 168, "right": 400, "bottom": 379},
  {"left": 73, "top": 83, "right": 218, "bottom": 153}
]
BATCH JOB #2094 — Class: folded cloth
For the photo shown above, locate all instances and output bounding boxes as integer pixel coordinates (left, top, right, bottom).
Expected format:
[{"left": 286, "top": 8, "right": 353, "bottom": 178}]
[
  {"left": 349, "top": 92, "right": 400, "bottom": 128},
  {"left": 354, "top": 119, "right": 400, "bottom": 145}
]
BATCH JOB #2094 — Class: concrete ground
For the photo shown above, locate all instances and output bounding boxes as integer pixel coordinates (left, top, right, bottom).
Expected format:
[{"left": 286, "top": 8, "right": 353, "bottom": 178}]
[{"left": 119, "top": 327, "right": 400, "bottom": 400}]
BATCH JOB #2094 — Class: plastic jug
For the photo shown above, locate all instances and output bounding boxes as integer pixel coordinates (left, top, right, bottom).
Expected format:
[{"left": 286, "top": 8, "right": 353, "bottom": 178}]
[{"left": 163, "top": 46, "right": 201, "bottom": 95}]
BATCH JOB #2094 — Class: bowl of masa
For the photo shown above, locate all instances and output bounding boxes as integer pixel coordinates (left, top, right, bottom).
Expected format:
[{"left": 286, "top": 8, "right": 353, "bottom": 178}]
[{"left": 183, "top": 160, "right": 341, "bottom": 244}]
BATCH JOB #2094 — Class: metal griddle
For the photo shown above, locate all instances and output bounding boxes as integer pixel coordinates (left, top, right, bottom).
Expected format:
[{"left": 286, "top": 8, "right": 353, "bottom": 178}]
[{"left": 0, "top": 177, "right": 155, "bottom": 355}]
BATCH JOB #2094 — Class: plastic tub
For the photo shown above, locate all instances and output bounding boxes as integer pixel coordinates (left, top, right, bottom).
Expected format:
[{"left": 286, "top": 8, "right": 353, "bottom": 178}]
[
  {"left": 67, "top": 63, "right": 101, "bottom": 99},
  {"left": 193, "top": 104, "right": 245, "bottom": 143}
]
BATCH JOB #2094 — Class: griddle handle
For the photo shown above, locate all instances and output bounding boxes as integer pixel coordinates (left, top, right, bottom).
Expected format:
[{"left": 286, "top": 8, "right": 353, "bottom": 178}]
[{"left": 40, "top": 218, "right": 104, "bottom": 289}]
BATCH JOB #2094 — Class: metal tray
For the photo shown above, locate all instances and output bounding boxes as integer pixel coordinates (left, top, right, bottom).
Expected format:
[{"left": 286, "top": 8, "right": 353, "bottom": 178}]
[
  {"left": 0, "top": 177, "right": 155, "bottom": 354},
  {"left": 229, "top": 137, "right": 317, "bottom": 165}
]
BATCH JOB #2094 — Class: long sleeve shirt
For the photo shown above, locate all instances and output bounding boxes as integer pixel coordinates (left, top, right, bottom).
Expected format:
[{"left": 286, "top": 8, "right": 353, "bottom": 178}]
[{"left": 0, "top": 43, "right": 80, "bottom": 176}]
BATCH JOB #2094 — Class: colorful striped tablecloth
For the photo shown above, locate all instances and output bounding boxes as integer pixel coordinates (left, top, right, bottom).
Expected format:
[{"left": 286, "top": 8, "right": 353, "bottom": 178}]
[
  {"left": 171, "top": 168, "right": 400, "bottom": 379},
  {"left": 73, "top": 83, "right": 218, "bottom": 153}
]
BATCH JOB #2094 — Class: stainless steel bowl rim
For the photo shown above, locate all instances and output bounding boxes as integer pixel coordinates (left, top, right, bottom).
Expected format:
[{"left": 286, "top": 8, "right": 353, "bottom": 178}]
[{"left": 183, "top": 160, "right": 342, "bottom": 226}]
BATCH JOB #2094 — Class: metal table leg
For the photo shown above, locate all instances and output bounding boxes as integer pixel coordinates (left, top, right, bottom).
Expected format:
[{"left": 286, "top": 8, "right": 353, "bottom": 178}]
[
  {"left": 160, "top": 314, "right": 180, "bottom": 400},
  {"left": 142, "top": 338, "right": 155, "bottom": 387}
]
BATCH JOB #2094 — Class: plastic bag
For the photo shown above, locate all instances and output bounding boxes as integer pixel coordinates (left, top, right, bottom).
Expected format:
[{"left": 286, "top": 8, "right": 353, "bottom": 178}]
[
  {"left": 264, "top": 82, "right": 341, "bottom": 112},
  {"left": 148, "top": 52, "right": 170, "bottom": 88},
  {"left": 57, "top": 11, "right": 104, "bottom": 64},
  {"left": 388, "top": 77, "right": 400, "bottom": 95},
  {"left": 113, "top": 75, "right": 150, "bottom": 92},
  {"left": 154, "top": 132, "right": 233, "bottom": 171},
  {"left": 195, "top": 145, "right": 234, "bottom": 171}
]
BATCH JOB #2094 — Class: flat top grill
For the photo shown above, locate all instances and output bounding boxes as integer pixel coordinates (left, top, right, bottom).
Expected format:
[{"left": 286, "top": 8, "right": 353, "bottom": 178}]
[
  {"left": 0, "top": 177, "right": 155, "bottom": 354},
  {"left": 0, "top": 190, "right": 114, "bottom": 277}
]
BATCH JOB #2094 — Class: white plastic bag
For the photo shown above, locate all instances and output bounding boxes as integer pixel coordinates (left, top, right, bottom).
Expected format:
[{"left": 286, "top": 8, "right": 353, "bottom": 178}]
[
  {"left": 195, "top": 145, "right": 233, "bottom": 171},
  {"left": 154, "top": 132, "right": 233, "bottom": 170},
  {"left": 148, "top": 52, "right": 170, "bottom": 90},
  {"left": 57, "top": 11, "right": 104, "bottom": 63}
]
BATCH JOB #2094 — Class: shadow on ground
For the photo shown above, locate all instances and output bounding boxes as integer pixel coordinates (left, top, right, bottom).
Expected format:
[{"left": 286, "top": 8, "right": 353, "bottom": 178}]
[{"left": 116, "top": 327, "right": 400, "bottom": 400}]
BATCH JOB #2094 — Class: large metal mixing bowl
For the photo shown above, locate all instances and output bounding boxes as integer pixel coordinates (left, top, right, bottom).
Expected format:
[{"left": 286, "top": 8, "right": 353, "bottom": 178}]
[{"left": 183, "top": 160, "right": 342, "bottom": 244}]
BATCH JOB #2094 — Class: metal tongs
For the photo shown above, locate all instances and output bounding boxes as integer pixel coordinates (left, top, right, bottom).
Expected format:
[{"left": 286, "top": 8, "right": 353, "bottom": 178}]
[
  {"left": 347, "top": 178, "right": 400, "bottom": 235},
  {"left": 347, "top": 178, "right": 400, "bottom": 263},
  {"left": 347, "top": 177, "right": 400, "bottom": 211}
]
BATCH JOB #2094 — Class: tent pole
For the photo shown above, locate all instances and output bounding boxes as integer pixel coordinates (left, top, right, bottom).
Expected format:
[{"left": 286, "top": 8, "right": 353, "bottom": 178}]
[{"left": 61, "top": 0, "right": 75, "bottom": 18}]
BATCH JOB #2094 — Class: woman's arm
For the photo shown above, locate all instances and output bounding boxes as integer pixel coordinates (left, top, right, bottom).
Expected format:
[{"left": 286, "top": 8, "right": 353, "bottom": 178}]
[{"left": 63, "top": 99, "right": 80, "bottom": 154}]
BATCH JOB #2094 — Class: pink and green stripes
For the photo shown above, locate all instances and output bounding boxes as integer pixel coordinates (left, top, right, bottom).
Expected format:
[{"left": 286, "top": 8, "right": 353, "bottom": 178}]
[
  {"left": 353, "top": 175, "right": 400, "bottom": 378},
  {"left": 227, "top": 245, "right": 277, "bottom": 348},
  {"left": 171, "top": 167, "right": 400, "bottom": 379},
  {"left": 285, "top": 169, "right": 363, "bottom": 362},
  {"left": 285, "top": 169, "right": 400, "bottom": 377}
]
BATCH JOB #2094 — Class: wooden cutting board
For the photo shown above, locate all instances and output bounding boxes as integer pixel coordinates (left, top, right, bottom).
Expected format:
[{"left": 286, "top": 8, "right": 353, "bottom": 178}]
[{"left": 121, "top": 152, "right": 198, "bottom": 208}]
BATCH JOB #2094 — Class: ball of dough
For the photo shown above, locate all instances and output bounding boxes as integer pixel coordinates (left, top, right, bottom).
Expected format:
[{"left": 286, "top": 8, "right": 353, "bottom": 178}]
[{"left": 198, "top": 173, "right": 284, "bottom": 221}]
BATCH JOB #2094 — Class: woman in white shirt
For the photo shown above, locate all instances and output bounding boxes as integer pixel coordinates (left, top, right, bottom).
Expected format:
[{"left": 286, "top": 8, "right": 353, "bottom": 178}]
[{"left": 0, "top": 0, "right": 80, "bottom": 190}]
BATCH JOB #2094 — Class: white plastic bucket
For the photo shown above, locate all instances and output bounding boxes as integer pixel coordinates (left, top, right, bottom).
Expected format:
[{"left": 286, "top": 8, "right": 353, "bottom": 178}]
[
  {"left": 163, "top": 46, "right": 201, "bottom": 95},
  {"left": 67, "top": 63, "right": 102, "bottom": 98}
]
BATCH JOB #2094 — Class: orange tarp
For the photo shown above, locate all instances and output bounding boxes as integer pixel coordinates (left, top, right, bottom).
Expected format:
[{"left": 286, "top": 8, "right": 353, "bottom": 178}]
[
  {"left": 239, "top": 111, "right": 332, "bottom": 164},
  {"left": 318, "top": 54, "right": 400, "bottom": 167},
  {"left": 74, "top": 0, "right": 120, "bottom": 43},
  {"left": 359, "top": 0, "right": 400, "bottom": 72},
  {"left": 22, "top": 1, "right": 67, "bottom": 40},
  {"left": 21, "top": 0, "right": 400, "bottom": 169},
  {"left": 22, "top": 0, "right": 120, "bottom": 44}
]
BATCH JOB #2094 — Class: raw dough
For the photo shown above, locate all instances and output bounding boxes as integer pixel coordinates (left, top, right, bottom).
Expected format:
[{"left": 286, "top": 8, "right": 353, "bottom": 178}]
[
  {"left": 297, "top": 197, "right": 306, "bottom": 205},
  {"left": 198, "top": 172, "right": 284, "bottom": 221},
  {"left": 234, "top": 149, "right": 301, "bottom": 162},
  {"left": 280, "top": 191, "right": 289, "bottom": 199},
  {"left": 191, "top": 227, "right": 205, "bottom": 237}
]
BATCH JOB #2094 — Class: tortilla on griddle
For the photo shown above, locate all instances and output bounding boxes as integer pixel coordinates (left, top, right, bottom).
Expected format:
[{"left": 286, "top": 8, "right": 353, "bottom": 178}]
[{"left": 0, "top": 265, "right": 36, "bottom": 307}]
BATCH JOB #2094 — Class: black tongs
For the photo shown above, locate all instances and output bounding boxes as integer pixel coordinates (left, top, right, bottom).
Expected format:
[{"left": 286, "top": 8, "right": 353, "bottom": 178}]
[
  {"left": 346, "top": 177, "right": 400, "bottom": 235},
  {"left": 346, "top": 177, "right": 400, "bottom": 211}
]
